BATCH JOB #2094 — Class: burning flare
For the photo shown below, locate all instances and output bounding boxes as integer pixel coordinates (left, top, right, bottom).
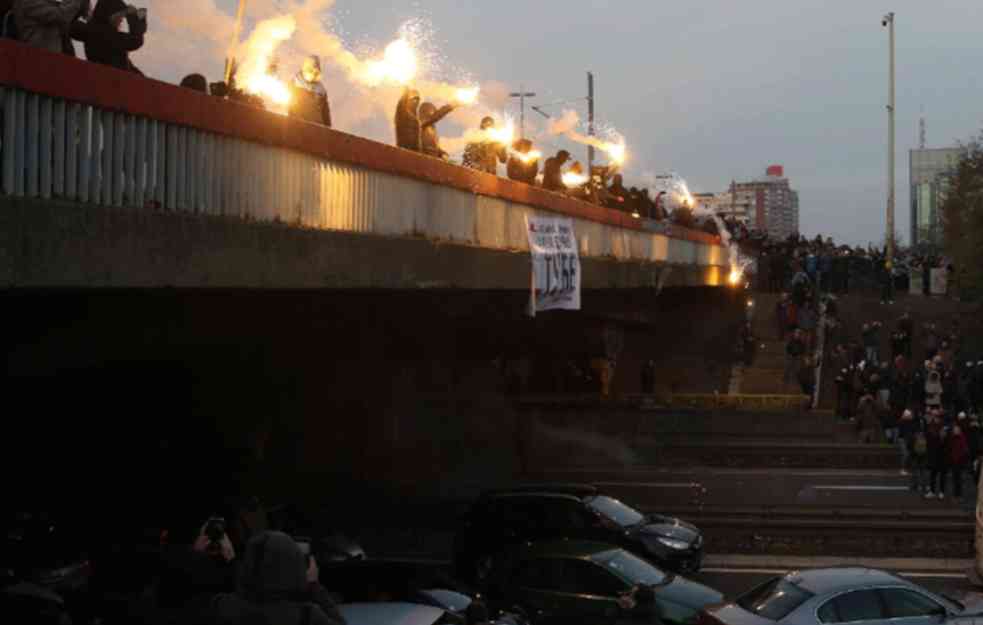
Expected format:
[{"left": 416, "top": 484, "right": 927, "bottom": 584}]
[
  {"left": 486, "top": 118, "right": 515, "bottom": 146},
  {"left": 454, "top": 86, "right": 480, "bottom": 105},
  {"left": 562, "top": 171, "right": 589, "bottom": 188},
  {"left": 364, "top": 38, "right": 419, "bottom": 86},
  {"left": 236, "top": 15, "right": 296, "bottom": 110},
  {"left": 511, "top": 149, "right": 542, "bottom": 164},
  {"left": 728, "top": 267, "right": 743, "bottom": 286}
]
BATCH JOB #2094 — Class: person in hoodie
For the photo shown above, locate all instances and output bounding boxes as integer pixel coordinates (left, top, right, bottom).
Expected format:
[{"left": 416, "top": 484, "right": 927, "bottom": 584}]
[
  {"left": 948, "top": 422, "right": 970, "bottom": 502},
  {"left": 418, "top": 101, "right": 456, "bottom": 160},
  {"left": 13, "top": 0, "right": 88, "bottom": 54},
  {"left": 925, "top": 413, "right": 947, "bottom": 500},
  {"left": 288, "top": 56, "right": 331, "bottom": 127},
  {"left": 83, "top": 0, "right": 145, "bottom": 74},
  {"left": 213, "top": 531, "right": 345, "bottom": 625}
]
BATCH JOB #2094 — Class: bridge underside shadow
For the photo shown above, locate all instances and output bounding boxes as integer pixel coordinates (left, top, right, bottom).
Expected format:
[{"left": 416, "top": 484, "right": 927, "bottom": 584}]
[{"left": 2, "top": 286, "right": 742, "bottom": 511}]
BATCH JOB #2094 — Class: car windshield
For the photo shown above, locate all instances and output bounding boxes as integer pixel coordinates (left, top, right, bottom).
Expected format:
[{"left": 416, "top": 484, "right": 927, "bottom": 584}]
[
  {"left": 736, "top": 577, "right": 815, "bottom": 621},
  {"left": 596, "top": 549, "right": 668, "bottom": 586},
  {"left": 586, "top": 496, "right": 646, "bottom": 528}
]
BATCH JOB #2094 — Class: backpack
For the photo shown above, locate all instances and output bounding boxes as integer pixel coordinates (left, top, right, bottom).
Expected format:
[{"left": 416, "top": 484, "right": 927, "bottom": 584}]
[{"left": 913, "top": 432, "right": 928, "bottom": 456}]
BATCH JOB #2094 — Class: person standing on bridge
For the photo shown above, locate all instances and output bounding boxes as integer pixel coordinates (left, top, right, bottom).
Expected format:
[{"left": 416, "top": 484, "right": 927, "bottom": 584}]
[
  {"left": 463, "top": 116, "right": 508, "bottom": 174},
  {"left": 83, "top": 0, "right": 147, "bottom": 75},
  {"left": 542, "top": 150, "right": 570, "bottom": 192},
  {"left": 289, "top": 56, "right": 332, "bottom": 127},
  {"left": 12, "top": 0, "right": 89, "bottom": 54}
]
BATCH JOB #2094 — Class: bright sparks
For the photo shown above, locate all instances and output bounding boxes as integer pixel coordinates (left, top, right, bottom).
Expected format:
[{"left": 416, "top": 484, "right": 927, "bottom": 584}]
[
  {"left": 562, "top": 171, "right": 589, "bottom": 188},
  {"left": 236, "top": 15, "right": 296, "bottom": 111},
  {"left": 486, "top": 118, "right": 515, "bottom": 146},
  {"left": 728, "top": 267, "right": 743, "bottom": 286},
  {"left": 365, "top": 38, "right": 419, "bottom": 86},
  {"left": 246, "top": 73, "right": 292, "bottom": 106},
  {"left": 604, "top": 141, "right": 627, "bottom": 166},
  {"left": 454, "top": 86, "right": 480, "bottom": 105},
  {"left": 511, "top": 149, "right": 542, "bottom": 164}
]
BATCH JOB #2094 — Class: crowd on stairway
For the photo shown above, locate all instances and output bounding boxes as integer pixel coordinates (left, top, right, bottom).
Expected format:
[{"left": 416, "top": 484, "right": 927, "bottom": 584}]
[{"left": 828, "top": 311, "right": 983, "bottom": 502}]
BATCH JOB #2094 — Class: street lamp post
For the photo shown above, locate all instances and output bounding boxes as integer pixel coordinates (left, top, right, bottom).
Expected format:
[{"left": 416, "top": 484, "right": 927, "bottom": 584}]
[
  {"left": 883, "top": 12, "right": 896, "bottom": 287},
  {"left": 509, "top": 86, "right": 537, "bottom": 140}
]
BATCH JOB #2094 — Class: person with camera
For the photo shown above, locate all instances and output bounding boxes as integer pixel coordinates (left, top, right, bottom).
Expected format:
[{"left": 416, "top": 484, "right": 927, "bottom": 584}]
[
  {"left": 144, "top": 516, "right": 240, "bottom": 625},
  {"left": 12, "top": 0, "right": 89, "bottom": 54},
  {"left": 212, "top": 531, "right": 345, "bottom": 625},
  {"left": 81, "top": 0, "right": 145, "bottom": 74}
]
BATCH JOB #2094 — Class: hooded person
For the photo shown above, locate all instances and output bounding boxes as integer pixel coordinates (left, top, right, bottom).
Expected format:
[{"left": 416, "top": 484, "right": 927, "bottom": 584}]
[
  {"left": 418, "top": 101, "right": 456, "bottom": 159},
  {"left": 13, "top": 0, "right": 88, "bottom": 54},
  {"left": 542, "top": 150, "right": 570, "bottom": 191},
  {"left": 462, "top": 116, "right": 508, "bottom": 174},
  {"left": 288, "top": 56, "right": 332, "bottom": 127},
  {"left": 394, "top": 88, "right": 423, "bottom": 152},
  {"left": 213, "top": 531, "right": 345, "bottom": 625},
  {"left": 83, "top": 0, "right": 146, "bottom": 74},
  {"left": 506, "top": 138, "right": 539, "bottom": 184}
]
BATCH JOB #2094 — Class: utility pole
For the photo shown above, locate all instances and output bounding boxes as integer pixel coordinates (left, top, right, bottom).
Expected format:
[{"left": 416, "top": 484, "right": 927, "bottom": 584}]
[
  {"left": 883, "top": 12, "right": 896, "bottom": 274},
  {"left": 225, "top": 0, "right": 249, "bottom": 84},
  {"left": 587, "top": 72, "right": 595, "bottom": 176},
  {"left": 509, "top": 86, "right": 536, "bottom": 140}
]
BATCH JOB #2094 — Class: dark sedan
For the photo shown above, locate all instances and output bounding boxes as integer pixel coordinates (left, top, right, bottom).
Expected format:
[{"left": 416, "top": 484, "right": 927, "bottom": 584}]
[
  {"left": 454, "top": 485, "right": 704, "bottom": 585},
  {"left": 487, "top": 541, "right": 722, "bottom": 625}
]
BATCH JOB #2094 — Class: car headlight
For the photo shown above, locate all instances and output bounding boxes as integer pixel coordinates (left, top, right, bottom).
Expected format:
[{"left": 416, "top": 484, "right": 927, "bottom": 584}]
[{"left": 656, "top": 537, "right": 690, "bottom": 550}]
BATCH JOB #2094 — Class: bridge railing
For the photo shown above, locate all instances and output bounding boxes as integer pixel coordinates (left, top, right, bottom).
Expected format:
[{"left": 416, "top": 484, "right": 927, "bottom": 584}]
[{"left": 0, "top": 40, "right": 726, "bottom": 271}]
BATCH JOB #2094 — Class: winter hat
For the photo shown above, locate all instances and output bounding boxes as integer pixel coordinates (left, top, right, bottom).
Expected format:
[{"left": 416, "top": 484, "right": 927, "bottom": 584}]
[
  {"left": 958, "top": 412, "right": 968, "bottom": 420},
  {"left": 902, "top": 409, "right": 913, "bottom": 419},
  {"left": 92, "top": 0, "right": 129, "bottom": 23}
]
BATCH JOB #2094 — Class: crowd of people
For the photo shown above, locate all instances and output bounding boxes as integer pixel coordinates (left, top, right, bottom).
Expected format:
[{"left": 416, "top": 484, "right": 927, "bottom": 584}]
[
  {"left": 0, "top": 0, "right": 702, "bottom": 227},
  {"left": 829, "top": 312, "right": 983, "bottom": 502}
]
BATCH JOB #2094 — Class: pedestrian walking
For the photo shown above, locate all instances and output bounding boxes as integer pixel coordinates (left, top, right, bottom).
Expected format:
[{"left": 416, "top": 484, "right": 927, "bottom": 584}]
[
  {"left": 948, "top": 423, "right": 970, "bottom": 502},
  {"left": 784, "top": 330, "right": 806, "bottom": 387},
  {"left": 925, "top": 415, "right": 948, "bottom": 500}
]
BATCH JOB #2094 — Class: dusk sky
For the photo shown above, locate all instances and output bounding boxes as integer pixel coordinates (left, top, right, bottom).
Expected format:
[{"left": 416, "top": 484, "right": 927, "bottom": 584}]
[{"left": 137, "top": 1, "right": 983, "bottom": 246}]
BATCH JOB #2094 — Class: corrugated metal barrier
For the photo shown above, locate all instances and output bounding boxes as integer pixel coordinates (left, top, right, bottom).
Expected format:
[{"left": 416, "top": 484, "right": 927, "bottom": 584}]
[{"left": 0, "top": 85, "right": 724, "bottom": 267}]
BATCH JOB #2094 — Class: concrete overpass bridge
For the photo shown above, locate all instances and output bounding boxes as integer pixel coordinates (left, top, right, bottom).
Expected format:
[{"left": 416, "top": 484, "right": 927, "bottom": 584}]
[{"left": 0, "top": 42, "right": 743, "bottom": 502}]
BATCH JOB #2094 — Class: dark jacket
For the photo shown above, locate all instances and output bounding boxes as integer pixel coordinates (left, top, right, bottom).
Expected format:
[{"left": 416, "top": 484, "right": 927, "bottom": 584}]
[
  {"left": 288, "top": 74, "right": 331, "bottom": 127},
  {"left": 786, "top": 337, "right": 806, "bottom": 359},
  {"left": 394, "top": 90, "right": 422, "bottom": 152},
  {"left": 12, "top": 0, "right": 84, "bottom": 53},
  {"left": 542, "top": 156, "right": 566, "bottom": 191},
  {"left": 506, "top": 153, "right": 538, "bottom": 185},
  {"left": 463, "top": 140, "right": 507, "bottom": 174},
  {"left": 83, "top": 0, "right": 145, "bottom": 74},
  {"left": 418, "top": 102, "right": 454, "bottom": 159},
  {"left": 213, "top": 532, "right": 345, "bottom": 625},
  {"left": 926, "top": 422, "right": 946, "bottom": 468}
]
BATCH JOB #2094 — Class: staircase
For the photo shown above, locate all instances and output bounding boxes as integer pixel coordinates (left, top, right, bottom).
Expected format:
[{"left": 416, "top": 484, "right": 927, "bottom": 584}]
[{"left": 737, "top": 292, "right": 804, "bottom": 395}]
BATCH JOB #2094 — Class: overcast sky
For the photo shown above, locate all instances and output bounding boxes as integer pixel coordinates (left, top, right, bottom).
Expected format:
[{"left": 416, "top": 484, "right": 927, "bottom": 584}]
[{"left": 137, "top": 1, "right": 983, "bottom": 246}]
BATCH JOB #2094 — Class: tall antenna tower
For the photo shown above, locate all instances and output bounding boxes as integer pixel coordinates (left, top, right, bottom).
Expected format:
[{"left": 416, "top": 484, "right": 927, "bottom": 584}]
[{"left": 919, "top": 115, "right": 926, "bottom": 149}]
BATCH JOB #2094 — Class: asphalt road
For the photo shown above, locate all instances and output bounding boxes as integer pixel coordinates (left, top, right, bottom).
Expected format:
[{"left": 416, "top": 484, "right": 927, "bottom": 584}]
[{"left": 529, "top": 467, "right": 977, "bottom": 512}]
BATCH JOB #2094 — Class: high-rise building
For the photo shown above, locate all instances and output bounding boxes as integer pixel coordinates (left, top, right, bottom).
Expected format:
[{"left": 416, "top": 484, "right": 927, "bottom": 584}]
[
  {"left": 731, "top": 165, "right": 800, "bottom": 239},
  {"left": 909, "top": 147, "right": 962, "bottom": 247}
]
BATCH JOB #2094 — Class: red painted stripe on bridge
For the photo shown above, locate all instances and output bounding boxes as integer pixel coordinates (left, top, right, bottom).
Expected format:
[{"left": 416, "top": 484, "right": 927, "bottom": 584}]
[{"left": 0, "top": 40, "right": 720, "bottom": 247}]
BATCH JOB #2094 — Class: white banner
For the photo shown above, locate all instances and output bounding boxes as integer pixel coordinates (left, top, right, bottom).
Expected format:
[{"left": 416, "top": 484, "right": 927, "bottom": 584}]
[{"left": 526, "top": 215, "right": 581, "bottom": 316}]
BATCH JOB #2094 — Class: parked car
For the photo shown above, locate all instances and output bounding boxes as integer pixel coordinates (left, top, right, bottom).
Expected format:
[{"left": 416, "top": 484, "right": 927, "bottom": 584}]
[
  {"left": 339, "top": 601, "right": 527, "bottom": 625},
  {"left": 701, "top": 567, "right": 982, "bottom": 625},
  {"left": 320, "top": 559, "right": 474, "bottom": 612},
  {"left": 454, "top": 485, "right": 703, "bottom": 584},
  {"left": 484, "top": 541, "right": 721, "bottom": 625}
]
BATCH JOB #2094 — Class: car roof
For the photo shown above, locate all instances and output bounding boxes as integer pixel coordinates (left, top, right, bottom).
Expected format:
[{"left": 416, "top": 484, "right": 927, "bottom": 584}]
[
  {"left": 481, "top": 483, "right": 598, "bottom": 499},
  {"left": 786, "top": 568, "right": 905, "bottom": 595},
  {"left": 338, "top": 602, "right": 445, "bottom": 625},
  {"left": 518, "top": 540, "right": 621, "bottom": 560}
]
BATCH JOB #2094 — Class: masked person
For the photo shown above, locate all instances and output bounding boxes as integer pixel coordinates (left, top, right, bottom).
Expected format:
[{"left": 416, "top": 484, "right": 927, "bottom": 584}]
[
  {"left": 83, "top": 0, "right": 146, "bottom": 74},
  {"left": 288, "top": 55, "right": 332, "bottom": 127},
  {"left": 394, "top": 89, "right": 454, "bottom": 152},
  {"left": 462, "top": 116, "right": 507, "bottom": 174}
]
